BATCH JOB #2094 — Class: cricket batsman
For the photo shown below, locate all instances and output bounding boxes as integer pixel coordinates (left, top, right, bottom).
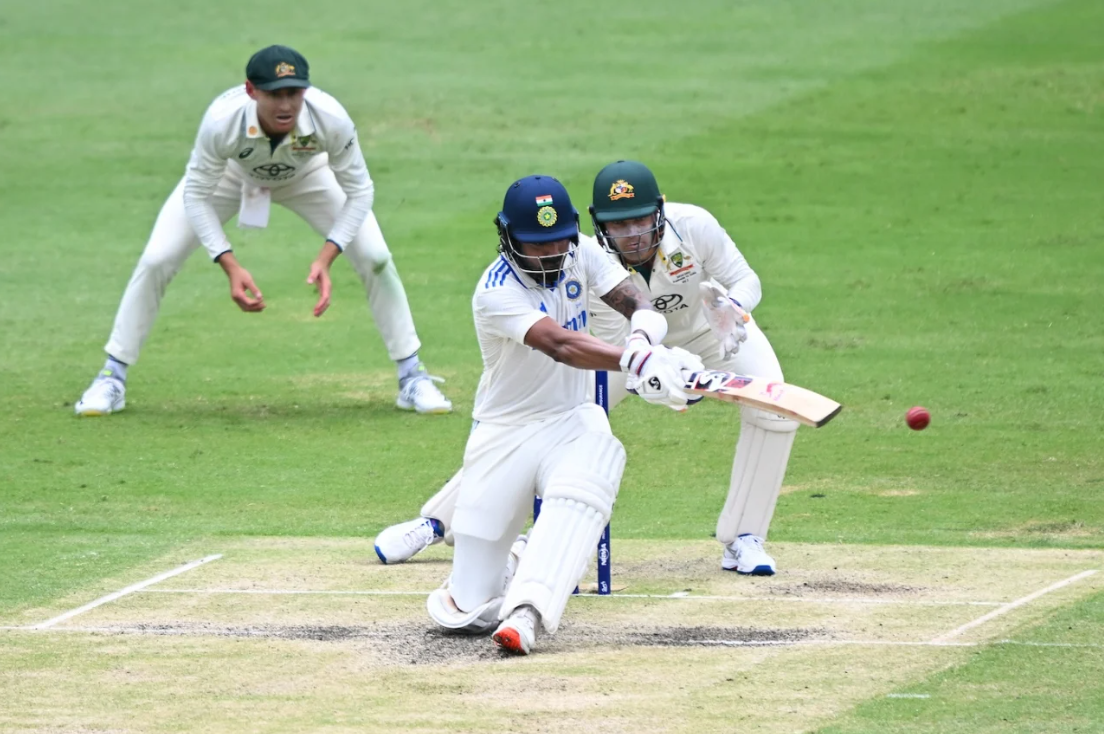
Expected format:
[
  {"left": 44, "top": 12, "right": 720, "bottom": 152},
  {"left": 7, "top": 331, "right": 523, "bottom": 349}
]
[
  {"left": 426, "top": 174, "right": 702, "bottom": 654},
  {"left": 378, "top": 161, "right": 797, "bottom": 575},
  {"left": 74, "top": 45, "right": 451, "bottom": 416}
]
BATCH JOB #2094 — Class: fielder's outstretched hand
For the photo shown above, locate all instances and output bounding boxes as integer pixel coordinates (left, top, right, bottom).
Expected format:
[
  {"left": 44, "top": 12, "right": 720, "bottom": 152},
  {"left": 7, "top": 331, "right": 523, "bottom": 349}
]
[
  {"left": 220, "top": 254, "right": 265, "bottom": 312},
  {"left": 622, "top": 338, "right": 705, "bottom": 411},
  {"left": 306, "top": 260, "right": 332, "bottom": 317},
  {"left": 700, "top": 281, "right": 748, "bottom": 359}
]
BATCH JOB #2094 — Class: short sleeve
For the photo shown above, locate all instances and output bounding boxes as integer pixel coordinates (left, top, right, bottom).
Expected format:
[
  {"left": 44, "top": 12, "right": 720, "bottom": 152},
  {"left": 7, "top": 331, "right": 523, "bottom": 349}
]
[
  {"left": 579, "top": 237, "right": 629, "bottom": 297},
  {"left": 473, "top": 283, "right": 548, "bottom": 345}
]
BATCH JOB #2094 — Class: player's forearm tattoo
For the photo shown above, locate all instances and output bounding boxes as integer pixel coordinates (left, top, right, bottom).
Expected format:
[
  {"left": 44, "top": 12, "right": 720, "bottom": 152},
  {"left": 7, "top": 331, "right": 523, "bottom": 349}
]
[{"left": 600, "top": 278, "right": 654, "bottom": 320}]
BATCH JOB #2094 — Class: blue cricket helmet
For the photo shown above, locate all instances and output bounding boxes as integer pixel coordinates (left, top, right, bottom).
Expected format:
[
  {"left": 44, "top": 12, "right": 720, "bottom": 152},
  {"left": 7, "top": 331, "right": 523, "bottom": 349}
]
[
  {"left": 495, "top": 175, "right": 581, "bottom": 288},
  {"left": 496, "top": 175, "right": 579, "bottom": 243}
]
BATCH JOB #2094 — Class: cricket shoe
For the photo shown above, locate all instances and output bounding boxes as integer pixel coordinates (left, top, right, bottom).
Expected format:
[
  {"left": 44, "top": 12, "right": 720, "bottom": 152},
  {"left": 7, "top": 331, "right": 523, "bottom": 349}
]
[
  {"left": 722, "top": 533, "right": 776, "bottom": 576},
  {"left": 396, "top": 371, "right": 452, "bottom": 414},
  {"left": 492, "top": 604, "right": 539, "bottom": 655},
  {"left": 75, "top": 375, "right": 126, "bottom": 416},
  {"left": 374, "top": 517, "right": 444, "bottom": 564}
]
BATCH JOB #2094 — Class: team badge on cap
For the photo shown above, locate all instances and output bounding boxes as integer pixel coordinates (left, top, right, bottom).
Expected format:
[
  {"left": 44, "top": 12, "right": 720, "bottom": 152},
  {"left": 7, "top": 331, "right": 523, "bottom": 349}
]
[
  {"left": 275, "top": 62, "right": 296, "bottom": 78},
  {"left": 609, "top": 179, "right": 635, "bottom": 201},
  {"left": 537, "top": 206, "right": 558, "bottom": 227}
]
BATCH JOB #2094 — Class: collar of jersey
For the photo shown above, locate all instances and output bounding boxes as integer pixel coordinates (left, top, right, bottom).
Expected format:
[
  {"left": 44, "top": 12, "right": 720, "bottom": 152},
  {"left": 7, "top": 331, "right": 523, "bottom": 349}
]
[
  {"left": 244, "top": 97, "right": 316, "bottom": 142},
  {"left": 652, "top": 219, "right": 684, "bottom": 270}
]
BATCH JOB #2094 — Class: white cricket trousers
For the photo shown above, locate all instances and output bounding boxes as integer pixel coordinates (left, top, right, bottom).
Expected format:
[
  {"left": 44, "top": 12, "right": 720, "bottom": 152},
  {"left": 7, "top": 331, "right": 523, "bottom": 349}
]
[
  {"left": 104, "top": 158, "right": 421, "bottom": 365},
  {"left": 448, "top": 403, "right": 624, "bottom": 613}
]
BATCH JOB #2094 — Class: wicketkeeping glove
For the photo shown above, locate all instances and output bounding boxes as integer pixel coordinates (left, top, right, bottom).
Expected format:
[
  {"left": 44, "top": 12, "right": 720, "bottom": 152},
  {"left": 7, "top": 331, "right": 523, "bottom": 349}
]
[{"left": 699, "top": 281, "right": 749, "bottom": 360}]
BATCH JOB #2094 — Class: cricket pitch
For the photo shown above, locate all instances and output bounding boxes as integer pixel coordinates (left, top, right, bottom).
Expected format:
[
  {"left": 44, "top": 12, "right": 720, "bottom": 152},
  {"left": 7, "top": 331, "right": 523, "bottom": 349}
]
[{"left": 2, "top": 539, "right": 1101, "bottom": 733}]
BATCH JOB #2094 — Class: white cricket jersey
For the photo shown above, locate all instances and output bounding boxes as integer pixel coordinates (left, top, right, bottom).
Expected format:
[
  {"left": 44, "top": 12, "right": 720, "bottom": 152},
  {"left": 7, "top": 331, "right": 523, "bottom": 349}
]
[
  {"left": 471, "top": 236, "right": 629, "bottom": 425},
  {"left": 182, "top": 85, "right": 374, "bottom": 260},
  {"left": 588, "top": 202, "right": 762, "bottom": 348}
]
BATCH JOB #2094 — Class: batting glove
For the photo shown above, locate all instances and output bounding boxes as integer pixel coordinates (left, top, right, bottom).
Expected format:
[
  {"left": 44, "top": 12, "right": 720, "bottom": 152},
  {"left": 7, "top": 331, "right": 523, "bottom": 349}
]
[{"left": 622, "top": 337, "right": 705, "bottom": 412}]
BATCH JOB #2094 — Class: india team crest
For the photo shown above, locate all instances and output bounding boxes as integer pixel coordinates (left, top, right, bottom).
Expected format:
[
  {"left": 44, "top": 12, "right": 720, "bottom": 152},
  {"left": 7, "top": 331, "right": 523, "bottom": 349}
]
[
  {"left": 275, "top": 62, "right": 296, "bottom": 78},
  {"left": 537, "top": 206, "right": 558, "bottom": 227},
  {"left": 565, "top": 280, "right": 582, "bottom": 300},
  {"left": 609, "top": 179, "right": 635, "bottom": 201}
]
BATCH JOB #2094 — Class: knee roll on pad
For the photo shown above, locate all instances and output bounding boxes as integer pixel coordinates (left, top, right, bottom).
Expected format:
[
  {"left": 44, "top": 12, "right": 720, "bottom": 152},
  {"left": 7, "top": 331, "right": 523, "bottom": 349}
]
[{"left": 542, "top": 474, "right": 616, "bottom": 518}]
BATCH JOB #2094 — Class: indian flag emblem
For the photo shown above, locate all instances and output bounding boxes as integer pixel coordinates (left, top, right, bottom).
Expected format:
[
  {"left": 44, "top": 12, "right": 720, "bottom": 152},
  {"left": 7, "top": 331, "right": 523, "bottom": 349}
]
[{"left": 535, "top": 195, "right": 554, "bottom": 206}]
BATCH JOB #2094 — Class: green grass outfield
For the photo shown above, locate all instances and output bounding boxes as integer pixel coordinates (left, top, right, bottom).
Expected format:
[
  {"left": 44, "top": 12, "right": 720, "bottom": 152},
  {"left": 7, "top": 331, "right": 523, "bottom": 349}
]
[{"left": 1, "top": 0, "right": 1102, "bottom": 730}]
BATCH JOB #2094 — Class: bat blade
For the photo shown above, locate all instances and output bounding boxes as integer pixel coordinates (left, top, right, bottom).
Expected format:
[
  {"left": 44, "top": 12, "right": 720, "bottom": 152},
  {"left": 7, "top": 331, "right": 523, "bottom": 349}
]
[{"left": 684, "top": 371, "right": 842, "bottom": 427}]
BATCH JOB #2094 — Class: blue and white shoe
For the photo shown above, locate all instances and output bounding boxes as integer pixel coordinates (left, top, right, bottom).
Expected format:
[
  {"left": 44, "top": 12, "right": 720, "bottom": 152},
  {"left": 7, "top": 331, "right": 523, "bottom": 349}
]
[
  {"left": 75, "top": 373, "right": 126, "bottom": 416},
  {"left": 722, "top": 534, "right": 776, "bottom": 575},
  {"left": 374, "top": 517, "right": 444, "bottom": 564},
  {"left": 396, "top": 369, "right": 452, "bottom": 414}
]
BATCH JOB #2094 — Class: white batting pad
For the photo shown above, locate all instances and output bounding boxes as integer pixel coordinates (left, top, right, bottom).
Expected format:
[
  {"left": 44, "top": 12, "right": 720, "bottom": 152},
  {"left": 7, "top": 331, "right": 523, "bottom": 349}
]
[
  {"left": 426, "top": 587, "right": 504, "bottom": 634},
  {"left": 501, "top": 432, "right": 625, "bottom": 634},
  {"left": 420, "top": 470, "right": 462, "bottom": 543},
  {"left": 715, "top": 406, "right": 799, "bottom": 543}
]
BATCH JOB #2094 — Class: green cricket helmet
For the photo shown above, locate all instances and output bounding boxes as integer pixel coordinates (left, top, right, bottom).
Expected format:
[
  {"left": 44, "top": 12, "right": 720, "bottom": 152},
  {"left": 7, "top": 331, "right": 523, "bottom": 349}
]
[{"left": 588, "top": 160, "right": 666, "bottom": 262}]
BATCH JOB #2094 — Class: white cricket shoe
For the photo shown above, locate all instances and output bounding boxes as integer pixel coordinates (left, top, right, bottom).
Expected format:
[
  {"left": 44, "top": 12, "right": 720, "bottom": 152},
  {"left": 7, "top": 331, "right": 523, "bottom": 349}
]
[
  {"left": 374, "top": 517, "right": 444, "bottom": 564},
  {"left": 396, "top": 373, "right": 452, "bottom": 414},
  {"left": 722, "top": 533, "right": 777, "bottom": 576},
  {"left": 492, "top": 604, "right": 539, "bottom": 655},
  {"left": 75, "top": 376, "right": 126, "bottom": 416}
]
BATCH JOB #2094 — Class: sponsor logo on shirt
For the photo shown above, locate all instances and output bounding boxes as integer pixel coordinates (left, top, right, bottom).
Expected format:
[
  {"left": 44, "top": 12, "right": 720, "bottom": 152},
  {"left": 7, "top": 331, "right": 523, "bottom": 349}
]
[
  {"left": 238, "top": 147, "right": 254, "bottom": 159},
  {"left": 562, "top": 310, "right": 588, "bottom": 332},
  {"left": 252, "top": 162, "right": 297, "bottom": 181},
  {"left": 651, "top": 293, "right": 688, "bottom": 313}
]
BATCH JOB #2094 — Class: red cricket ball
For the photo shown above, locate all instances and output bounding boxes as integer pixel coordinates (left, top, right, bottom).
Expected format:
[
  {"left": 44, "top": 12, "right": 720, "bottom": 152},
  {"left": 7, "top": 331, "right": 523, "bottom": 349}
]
[{"left": 906, "top": 406, "right": 930, "bottom": 430}]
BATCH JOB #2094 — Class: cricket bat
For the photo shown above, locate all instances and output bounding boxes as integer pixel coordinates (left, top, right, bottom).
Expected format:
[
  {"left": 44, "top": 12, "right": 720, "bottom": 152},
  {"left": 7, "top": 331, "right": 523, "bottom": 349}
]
[{"left": 684, "top": 371, "right": 842, "bottom": 428}]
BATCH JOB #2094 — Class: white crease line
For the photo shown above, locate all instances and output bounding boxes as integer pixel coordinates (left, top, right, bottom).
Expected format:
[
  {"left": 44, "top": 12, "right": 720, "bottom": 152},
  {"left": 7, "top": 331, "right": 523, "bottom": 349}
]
[
  {"left": 600, "top": 593, "right": 1002, "bottom": 607},
  {"left": 931, "top": 569, "right": 1098, "bottom": 643},
  {"left": 690, "top": 639, "right": 976, "bottom": 648},
  {"left": 4, "top": 626, "right": 1102, "bottom": 649},
  {"left": 887, "top": 694, "right": 930, "bottom": 699},
  {"left": 26, "top": 555, "right": 223, "bottom": 630},
  {"left": 993, "top": 640, "right": 1104, "bottom": 649},
  {"left": 139, "top": 588, "right": 1003, "bottom": 607},
  {"left": 142, "top": 589, "right": 430, "bottom": 596}
]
